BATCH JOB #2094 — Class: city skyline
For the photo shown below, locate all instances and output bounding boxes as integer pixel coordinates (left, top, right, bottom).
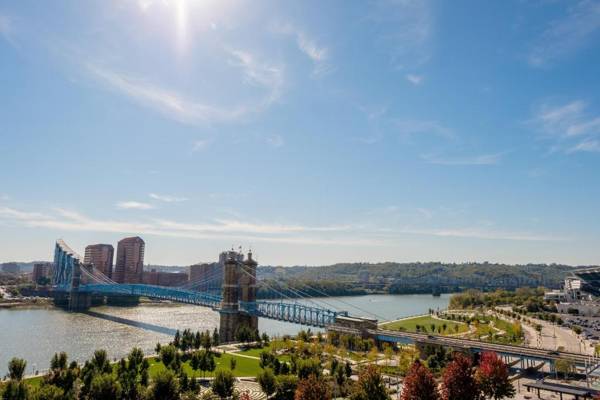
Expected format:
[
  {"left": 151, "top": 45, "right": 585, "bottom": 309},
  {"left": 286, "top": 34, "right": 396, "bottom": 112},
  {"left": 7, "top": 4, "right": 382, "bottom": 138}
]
[{"left": 1, "top": 1, "right": 600, "bottom": 266}]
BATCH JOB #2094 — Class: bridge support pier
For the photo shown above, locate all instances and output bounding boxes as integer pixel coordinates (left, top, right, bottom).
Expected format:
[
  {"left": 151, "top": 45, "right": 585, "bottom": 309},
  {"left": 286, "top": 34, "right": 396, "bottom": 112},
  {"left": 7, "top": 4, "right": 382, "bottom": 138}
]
[{"left": 68, "top": 262, "right": 91, "bottom": 311}]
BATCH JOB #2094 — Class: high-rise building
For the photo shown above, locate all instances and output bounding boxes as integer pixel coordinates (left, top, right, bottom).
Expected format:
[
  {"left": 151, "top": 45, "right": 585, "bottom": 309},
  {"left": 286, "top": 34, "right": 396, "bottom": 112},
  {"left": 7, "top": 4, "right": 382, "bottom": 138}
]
[
  {"left": 84, "top": 244, "right": 114, "bottom": 278},
  {"left": 189, "top": 262, "right": 222, "bottom": 292},
  {"left": 143, "top": 269, "right": 188, "bottom": 286},
  {"left": 114, "top": 236, "right": 145, "bottom": 284},
  {"left": 32, "top": 262, "right": 54, "bottom": 284}
]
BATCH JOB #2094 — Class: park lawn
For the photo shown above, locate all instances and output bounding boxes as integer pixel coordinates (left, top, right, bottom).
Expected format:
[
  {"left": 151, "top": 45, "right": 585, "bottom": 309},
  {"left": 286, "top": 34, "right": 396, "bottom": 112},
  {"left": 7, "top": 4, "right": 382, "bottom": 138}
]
[
  {"left": 25, "top": 352, "right": 264, "bottom": 387},
  {"left": 147, "top": 353, "right": 263, "bottom": 378},
  {"left": 381, "top": 315, "right": 468, "bottom": 335}
]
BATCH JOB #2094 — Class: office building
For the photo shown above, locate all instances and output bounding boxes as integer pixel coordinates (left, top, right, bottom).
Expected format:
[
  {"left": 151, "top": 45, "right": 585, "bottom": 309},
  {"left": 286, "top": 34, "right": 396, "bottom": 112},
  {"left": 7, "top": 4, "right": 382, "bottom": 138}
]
[
  {"left": 32, "top": 262, "right": 54, "bottom": 284},
  {"left": 114, "top": 236, "right": 145, "bottom": 284},
  {"left": 143, "top": 269, "right": 188, "bottom": 287},
  {"left": 84, "top": 244, "right": 114, "bottom": 278}
]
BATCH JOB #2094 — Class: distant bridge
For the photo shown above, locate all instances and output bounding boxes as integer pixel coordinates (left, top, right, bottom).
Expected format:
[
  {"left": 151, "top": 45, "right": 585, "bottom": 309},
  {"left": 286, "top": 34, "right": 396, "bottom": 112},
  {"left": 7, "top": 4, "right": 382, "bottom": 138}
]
[{"left": 52, "top": 240, "right": 345, "bottom": 341}]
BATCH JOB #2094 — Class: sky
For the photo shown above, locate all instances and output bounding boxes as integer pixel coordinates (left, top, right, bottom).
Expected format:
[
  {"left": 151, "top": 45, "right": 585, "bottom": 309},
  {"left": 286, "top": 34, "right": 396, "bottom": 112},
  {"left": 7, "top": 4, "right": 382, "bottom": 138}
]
[{"left": 1, "top": 0, "right": 600, "bottom": 267}]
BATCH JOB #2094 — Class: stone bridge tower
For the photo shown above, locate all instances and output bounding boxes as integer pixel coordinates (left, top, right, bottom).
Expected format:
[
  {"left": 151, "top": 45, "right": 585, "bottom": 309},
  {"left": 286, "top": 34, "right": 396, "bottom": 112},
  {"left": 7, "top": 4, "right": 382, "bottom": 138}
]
[{"left": 219, "top": 251, "right": 259, "bottom": 343}]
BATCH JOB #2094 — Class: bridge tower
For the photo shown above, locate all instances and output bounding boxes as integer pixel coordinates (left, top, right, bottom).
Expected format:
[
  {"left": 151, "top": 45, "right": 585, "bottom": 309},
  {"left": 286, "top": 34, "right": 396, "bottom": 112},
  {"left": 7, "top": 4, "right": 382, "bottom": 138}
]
[
  {"left": 218, "top": 251, "right": 259, "bottom": 343},
  {"left": 68, "top": 260, "right": 91, "bottom": 311},
  {"left": 239, "top": 251, "right": 258, "bottom": 331}
]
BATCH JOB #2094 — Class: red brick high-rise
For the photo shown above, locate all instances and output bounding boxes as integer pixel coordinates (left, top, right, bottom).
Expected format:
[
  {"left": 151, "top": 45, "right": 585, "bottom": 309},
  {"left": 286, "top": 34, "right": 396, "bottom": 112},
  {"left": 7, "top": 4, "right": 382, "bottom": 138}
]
[
  {"left": 114, "top": 236, "right": 145, "bottom": 283},
  {"left": 84, "top": 244, "right": 114, "bottom": 278}
]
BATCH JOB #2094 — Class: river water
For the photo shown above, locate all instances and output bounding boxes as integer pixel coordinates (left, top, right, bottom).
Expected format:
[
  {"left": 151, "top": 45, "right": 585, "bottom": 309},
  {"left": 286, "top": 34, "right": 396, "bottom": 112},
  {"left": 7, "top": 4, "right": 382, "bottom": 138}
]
[{"left": 0, "top": 294, "right": 450, "bottom": 376}]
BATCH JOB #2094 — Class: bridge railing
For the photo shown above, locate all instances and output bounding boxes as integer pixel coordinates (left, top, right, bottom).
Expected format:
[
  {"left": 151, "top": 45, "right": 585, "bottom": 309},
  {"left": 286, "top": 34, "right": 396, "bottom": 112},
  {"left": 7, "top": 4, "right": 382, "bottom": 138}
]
[
  {"left": 74, "top": 283, "right": 222, "bottom": 308},
  {"left": 240, "top": 300, "right": 347, "bottom": 327}
]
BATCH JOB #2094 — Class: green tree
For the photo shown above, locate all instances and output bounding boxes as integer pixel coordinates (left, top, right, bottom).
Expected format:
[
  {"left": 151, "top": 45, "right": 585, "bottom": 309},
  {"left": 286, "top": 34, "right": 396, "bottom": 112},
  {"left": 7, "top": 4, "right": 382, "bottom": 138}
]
[
  {"left": 1, "top": 380, "right": 29, "bottom": 400},
  {"left": 257, "top": 368, "right": 277, "bottom": 398},
  {"left": 212, "top": 369, "right": 235, "bottom": 399},
  {"left": 212, "top": 328, "right": 220, "bottom": 346},
  {"left": 147, "top": 370, "right": 180, "bottom": 400},
  {"left": 30, "top": 384, "right": 65, "bottom": 400},
  {"left": 229, "top": 357, "right": 237, "bottom": 372},
  {"left": 191, "top": 350, "right": 215, "bottom": 378},
  {"left": 8, "top": 358, "right": 27, "bottom": 381},
  {"left": 89, "top": 374, "right": 122, "bottom": 400},
  {"left": 274, "top": 375, "right": 298, "bottom": 400},
  {"left": 349, "top": 365, "right": 390, "bottom": 400}
]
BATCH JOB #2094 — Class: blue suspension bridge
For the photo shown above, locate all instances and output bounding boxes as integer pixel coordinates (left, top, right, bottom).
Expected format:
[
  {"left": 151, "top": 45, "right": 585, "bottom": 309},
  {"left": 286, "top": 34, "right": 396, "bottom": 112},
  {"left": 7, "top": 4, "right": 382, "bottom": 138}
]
[{"left": 51, "top": 239, "right": 600, "bottom": 377}]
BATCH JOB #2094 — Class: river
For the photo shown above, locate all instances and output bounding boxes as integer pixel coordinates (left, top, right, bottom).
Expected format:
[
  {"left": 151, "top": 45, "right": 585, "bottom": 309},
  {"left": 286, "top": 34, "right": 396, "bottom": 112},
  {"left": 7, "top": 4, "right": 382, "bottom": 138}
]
[{"left": 0, "top": 293, "right": 450, "bottom": 376}]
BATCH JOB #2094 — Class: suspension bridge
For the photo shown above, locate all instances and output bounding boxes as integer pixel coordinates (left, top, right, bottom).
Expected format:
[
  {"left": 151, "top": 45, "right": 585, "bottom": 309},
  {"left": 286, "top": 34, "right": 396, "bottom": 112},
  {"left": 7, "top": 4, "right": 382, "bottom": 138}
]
[{"left": 51, "top": 239, "right": 600, "bottom": 377}]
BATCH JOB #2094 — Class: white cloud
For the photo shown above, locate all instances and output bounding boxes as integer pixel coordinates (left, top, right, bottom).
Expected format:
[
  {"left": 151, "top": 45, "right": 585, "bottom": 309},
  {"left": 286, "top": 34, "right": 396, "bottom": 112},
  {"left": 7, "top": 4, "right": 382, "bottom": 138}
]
[
  {"left": 265, "top": 134, "right": 284, "bottom": 148},
  {"left": 405, "top": 74, "right": 423, "bottom": 85},
  {"left": 0, "top": 14, "right": 17, "bottom": 47},
  {"left": 568, "top": 139, "right": 600, "bottom": 153},
  {"left": 422, "top": 152, "right": 502, "bottom": 166},
  {"left": 272, "top": 23, "right": 332, "bottom": 77},
  {"left": 531, "top": 100, "right": 600, "bottom": 154},
  {"left": 116, "top": 201, "right": 154, "bottom": 210},
  {"left": 0, "top": 205, "right": 568, "bottom": 247},
  {"left": 149, "top": 193, "right": 188, "bottom": 203},
  {"left": 192, "top": 139, "right": 210, "bottom": 152},
  {"left": 87, "top": 50, "right": 283, "bottom": 125},
  {"left": 529, "top": 1, "right": 600, "bottom": 67},
  {"left": 0, "top": 194, "right": 9, "bottom": 201},
  {"left": 394, "top": 119, "right": 453, "bottom": 138}
]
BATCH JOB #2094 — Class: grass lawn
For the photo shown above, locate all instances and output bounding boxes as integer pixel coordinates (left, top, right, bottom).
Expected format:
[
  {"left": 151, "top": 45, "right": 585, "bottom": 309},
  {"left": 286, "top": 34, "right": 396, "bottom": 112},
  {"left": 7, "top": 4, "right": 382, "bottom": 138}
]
[
  {"left": 381, "top": 315, "right": 468, "bottom": 335},
  {"left": 25, "top": 352, "right": 264, "bottom": 387}
]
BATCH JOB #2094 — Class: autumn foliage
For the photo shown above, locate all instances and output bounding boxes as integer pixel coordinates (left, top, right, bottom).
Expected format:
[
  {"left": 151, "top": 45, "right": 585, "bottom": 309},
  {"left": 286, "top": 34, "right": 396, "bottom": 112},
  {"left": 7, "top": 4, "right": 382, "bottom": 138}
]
[{"left": 401, "top": 360, "right": 439, "bottom": 400}]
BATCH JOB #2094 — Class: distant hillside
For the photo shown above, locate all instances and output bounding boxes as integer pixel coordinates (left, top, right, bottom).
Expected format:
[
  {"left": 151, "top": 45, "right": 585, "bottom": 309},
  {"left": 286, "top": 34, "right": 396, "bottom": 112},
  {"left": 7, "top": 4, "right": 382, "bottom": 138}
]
[{"left": 257, "top": 262, "right": 579, "bottom": 296}]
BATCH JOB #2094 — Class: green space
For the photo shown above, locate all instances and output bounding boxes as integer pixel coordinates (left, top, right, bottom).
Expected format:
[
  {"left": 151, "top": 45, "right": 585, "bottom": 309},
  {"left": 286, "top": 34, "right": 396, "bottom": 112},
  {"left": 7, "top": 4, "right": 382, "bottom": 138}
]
[{"left": 381, "top": 315, "right": 468, "bottom": 335}]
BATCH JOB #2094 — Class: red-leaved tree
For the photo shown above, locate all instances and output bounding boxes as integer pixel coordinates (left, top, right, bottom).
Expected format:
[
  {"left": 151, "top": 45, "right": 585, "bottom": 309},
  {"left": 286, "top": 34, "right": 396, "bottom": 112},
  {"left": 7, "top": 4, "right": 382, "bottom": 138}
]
[
  {"left": 475, "top": 352, "right": 515, "bottom": 400},
  {"left": 441, "top": 353, "right": 480, "bottom": 400},
  {"left": 401, "top": 360, "right": 439, "bottom": 400},
  {"left": 294, "top": 374, "right": 331, "bottom": 400}
]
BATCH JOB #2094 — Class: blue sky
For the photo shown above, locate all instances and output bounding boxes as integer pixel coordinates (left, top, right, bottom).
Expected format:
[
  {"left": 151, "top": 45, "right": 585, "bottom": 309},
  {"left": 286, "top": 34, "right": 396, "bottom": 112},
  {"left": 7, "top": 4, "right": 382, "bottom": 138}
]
[{"left": 1, "top": 0, "right": 600, "bottom": 266}]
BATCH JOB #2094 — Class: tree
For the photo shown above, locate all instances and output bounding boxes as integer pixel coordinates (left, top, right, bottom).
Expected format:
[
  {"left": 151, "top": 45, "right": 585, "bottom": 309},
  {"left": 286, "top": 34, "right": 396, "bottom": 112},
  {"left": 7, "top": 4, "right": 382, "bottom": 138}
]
[
  {"left": 349, "top": 365, "right": 390, "bottom": 400},
  {"left": 230, "top": 357, "right": 237, "bottom": 372},
  {"left": 147, "top": 370, "right": 179, "bottom": 400},
  {"left": 296, "top": 358, "right": 322, "bottom": 380},
  {"left": 345, "top": 361, "right": 353, "bottom": 378},
  {"left": 555, "top": 358, "right": 575, "bottom": 379},
  {"left": 212, "top": 328, "right": 220, "bottom": 346},
  {"left": 257, "top": 368, "right": 277, "bottom": 398},
  {"left": 159, "top": 345, "right": 181, "bottom": 371},
  {"left": 8, "top": 358, "right": 26, "bottom": 381},
  {"left": 441, "top": 354, "right": 480, "bottom": 400},
  {"left": 1, "top": 380, "right": 29, "bottom": 400},
  {"left": 274, "top": 375, "right": 298, "bottom": 400},
  {"left": 201, "top": 330, "right": 213, "bottom": 352},
  {"left": 401, "top": 360, "right": 439, "bottom": 400},
  {"left": 294, "top": 375, "right": 331, "bottom": 400},
  {"left": 191, "top": 350, "right": 215, "bottom": 378},
  {"left": 89, "top": 374, "right": 122, "bottom": 400},
  {"left": 30, "top": 384, "right": 65, "bottom": 400},
  {"left": 212, "top": 369, "right": 235, "bottom": 399},
  {"left": 475, "top": 352, "right": 515, "bottom": 400}
]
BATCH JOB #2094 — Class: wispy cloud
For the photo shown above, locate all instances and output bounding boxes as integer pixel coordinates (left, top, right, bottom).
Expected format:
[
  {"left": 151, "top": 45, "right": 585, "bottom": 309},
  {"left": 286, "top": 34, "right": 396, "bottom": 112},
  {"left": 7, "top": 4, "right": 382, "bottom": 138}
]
[
  {"left": 192, "top": 139, "right": 210, "bottom": 152},
  {"left": 405, "top": 74, "right": 423, "bottom": 85},
  {"left": 401, "top": 227, "right": 565, "bottom": 242},
  {"left": 0, "top": 14, "right": 17, "bottom": 47},
  {"left": 116, "top": 201, "right": 154, "bottom": 210},
  {"left": 265, "top": 134, "right": 284, "bottom": 148},
  {"left": 272, "top": 23, "right": 332, "bottom": 77},
  {"left": 87, "top": 50, "right": 283, "bottom": 125},
  {"left": 529, "top": 1, "right": 600, "bottom": 67},
  {"left": 422, "top": 152, "right": 503, "bottom": 166},
  {"left": 568, "top": 139, "right": 600, "bottom": 153},
  {"left": 368, "top": 0, "right": 433, "bottom": 69},
  {"left": 0, "top": 205, "right": 567, "bottom": 246},
  {"left": 149, "top": 193, "right": 188, "bottom": 203},
  {"left": 395, "top": 119, "right": 453, "bottom": 138},
  {"left": 0, "top": 194, "right": 9, "bottom": 201},
  {"left": 531, "top": 99, "right": 600, "bottom": 154}
]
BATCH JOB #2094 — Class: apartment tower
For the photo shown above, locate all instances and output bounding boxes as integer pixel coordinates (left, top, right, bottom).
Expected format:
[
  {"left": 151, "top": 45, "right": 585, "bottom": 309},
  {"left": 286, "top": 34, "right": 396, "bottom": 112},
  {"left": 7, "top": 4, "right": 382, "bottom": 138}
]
[
  {"left": 114, "top": 236, "right": 145, "bottom": 284},
  {"left": 84, "top": 244, "right": 114, "bottom": 278}
]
